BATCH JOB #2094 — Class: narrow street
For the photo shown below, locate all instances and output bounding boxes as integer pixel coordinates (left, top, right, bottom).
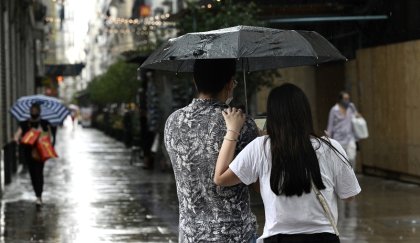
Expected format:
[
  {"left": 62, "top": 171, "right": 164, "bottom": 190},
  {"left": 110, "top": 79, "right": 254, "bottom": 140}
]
[
  {"left": 0, "top": 0, "right": 419, "bottom": 242},
  {"left": 1, "top": 125, "right": 420, "bottom": 242},
  {"left": 1, "top": 125, "right": 178, "bottom": 242}
]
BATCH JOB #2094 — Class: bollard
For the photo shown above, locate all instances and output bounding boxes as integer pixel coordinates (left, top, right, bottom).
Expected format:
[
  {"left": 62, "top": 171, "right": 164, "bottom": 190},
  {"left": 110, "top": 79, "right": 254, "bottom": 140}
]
[
  {"left": 0, "top": 149, "right": 4, "bottom": 194},
  {"left": 10, "top": 143, "right": 17, "bottom": 174},
  {"left": 3, "top": 142, "right": 17, "bottom": 185}
]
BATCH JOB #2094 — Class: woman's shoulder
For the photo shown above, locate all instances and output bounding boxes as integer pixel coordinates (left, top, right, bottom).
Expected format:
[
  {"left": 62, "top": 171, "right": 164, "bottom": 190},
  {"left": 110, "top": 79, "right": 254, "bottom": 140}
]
[
  {"left": 313, "top": 137, "right": 345, "bottom": 154},
  {"left": 242, "top": 135, "right": 268, "bottom": 150},
  {"left": 328, "top": 138, "right": 346, "bottom": 153},
  {"left": 253, "top": 135, "right": 269, "bottom": 144},
  {"left": 323, "top": 137, "right": 342, "bottom": 148},
  {"left": 314, "top": 137, "right": 349, "bottom": 168}
]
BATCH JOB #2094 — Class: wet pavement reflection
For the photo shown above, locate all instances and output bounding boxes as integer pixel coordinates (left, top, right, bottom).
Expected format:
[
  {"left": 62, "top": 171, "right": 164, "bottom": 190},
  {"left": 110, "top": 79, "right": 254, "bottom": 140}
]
[
  {"left": 1, "top": 126, "right": 177, "bottom": 242},
  {"left": 336, "top": 175, "right": 420, "bottom": 243},
  {"left": 2, "top": 125, "right": 420, "bottom": 242}
]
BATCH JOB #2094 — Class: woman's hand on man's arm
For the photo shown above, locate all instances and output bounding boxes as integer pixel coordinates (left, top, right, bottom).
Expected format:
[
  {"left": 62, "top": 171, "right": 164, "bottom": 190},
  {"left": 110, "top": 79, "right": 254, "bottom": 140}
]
[{"left": 214, "top": 108, "right": 245, "bottom": 187}]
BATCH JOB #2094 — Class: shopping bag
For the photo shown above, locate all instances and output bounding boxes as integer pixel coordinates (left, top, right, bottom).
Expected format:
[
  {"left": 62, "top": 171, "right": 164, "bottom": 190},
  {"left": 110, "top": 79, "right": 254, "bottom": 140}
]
[
  {"left": 21, "top": 129, "right": 41, "bottom": 145},
  {"left": 31, "top": 147, "right": 41, "bottom": 162},
  {"left": 36, "top": 133, "right": 58, "bottom": 162},
  {"left": 352, "top": 116, "right": 369, "bottom": 140}
]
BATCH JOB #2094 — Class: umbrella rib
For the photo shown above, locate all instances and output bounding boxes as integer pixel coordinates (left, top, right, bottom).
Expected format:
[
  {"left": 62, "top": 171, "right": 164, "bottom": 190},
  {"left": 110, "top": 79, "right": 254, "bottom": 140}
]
[
  {"left": 176, "top": 61, "right": 185, "bottom": 74},
  {"left": 294, "top": 30, "right": 319, "bottom": 63},
  {"left": 237, "top": 26, "right": 242, "bottom": 67}
]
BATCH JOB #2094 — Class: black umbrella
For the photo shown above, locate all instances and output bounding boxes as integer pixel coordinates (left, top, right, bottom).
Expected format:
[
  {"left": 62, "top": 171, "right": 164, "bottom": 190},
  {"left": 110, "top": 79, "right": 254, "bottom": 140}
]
[{"left": 141, "top": 25, "right": 346, "bottom": 110}]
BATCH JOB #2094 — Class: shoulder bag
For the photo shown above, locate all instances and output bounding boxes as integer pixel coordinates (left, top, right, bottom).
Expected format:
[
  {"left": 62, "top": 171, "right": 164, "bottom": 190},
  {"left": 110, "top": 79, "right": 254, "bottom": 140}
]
[{"left": 311, "top": 181, "right": 340, "bottom": 236}]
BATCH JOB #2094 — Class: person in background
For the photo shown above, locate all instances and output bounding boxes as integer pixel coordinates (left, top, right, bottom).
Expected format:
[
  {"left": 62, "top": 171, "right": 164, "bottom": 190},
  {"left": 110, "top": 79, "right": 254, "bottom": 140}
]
[
  {"left": 326, "top": 91, "right": 360, "bottom": 169},
  {"left": 123, "top": 104, "right": 134, "bottom": 148},
  {"left": 214, "top": 84, "right": 361, "bottom": 243},
  {"left": 70, "top": 109, "right": 78, "bottom": 131},
  {"left": 13, "top": 103, "right": 52, "bottom": 206},
  {"left": 165, "top": 59, "right": 259, "bottom": 242}
]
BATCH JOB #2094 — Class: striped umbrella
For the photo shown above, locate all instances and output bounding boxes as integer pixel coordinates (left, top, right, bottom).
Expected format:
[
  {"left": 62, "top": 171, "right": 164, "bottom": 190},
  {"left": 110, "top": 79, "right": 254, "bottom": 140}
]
[{"left": 10, "top": 95, "right": 71, "bottom": 125}]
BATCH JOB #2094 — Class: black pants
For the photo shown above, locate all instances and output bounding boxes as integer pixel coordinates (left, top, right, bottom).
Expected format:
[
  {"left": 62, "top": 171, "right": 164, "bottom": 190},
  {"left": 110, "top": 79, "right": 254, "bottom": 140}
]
[
  {"left": 25, "top": 149, "right": 45, "bottom": 198},
  {"left": 264, "top": 233, "right": 339, "bottom": 243}
]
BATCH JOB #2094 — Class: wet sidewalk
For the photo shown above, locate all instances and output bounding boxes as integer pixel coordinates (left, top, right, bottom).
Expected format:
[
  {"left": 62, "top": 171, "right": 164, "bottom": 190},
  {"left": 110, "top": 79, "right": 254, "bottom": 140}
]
[
  {"left": 337, "top": 175, "right": 420, "bottom": 243},
  {"left": 2, "top": 126, "right": 420, "bottom": 242},
  {"left": 1, "top": 126, "right": 178, "bottom": 242}
]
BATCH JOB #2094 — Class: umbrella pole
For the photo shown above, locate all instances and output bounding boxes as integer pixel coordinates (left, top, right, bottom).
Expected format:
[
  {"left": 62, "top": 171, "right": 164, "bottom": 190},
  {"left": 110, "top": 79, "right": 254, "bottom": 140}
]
[{"left": 243, "top": 69, "right": 248, "bottom": 114}]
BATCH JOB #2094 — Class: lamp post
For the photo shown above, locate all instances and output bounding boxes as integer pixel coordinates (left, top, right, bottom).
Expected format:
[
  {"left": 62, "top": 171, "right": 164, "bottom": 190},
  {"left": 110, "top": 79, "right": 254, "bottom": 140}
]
[{"left": 186, "top": 0, "right": 198, "bottom": 31}]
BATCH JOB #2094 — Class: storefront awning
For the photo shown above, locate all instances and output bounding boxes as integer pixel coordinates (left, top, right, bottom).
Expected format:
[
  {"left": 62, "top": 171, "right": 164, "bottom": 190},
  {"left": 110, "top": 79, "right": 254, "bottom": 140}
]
[
  {"left": 45, "top": 63, "right": 85, "bottom": 76},
  {"left": 121, "top": 50, "right": 149, "bottom": 64}
]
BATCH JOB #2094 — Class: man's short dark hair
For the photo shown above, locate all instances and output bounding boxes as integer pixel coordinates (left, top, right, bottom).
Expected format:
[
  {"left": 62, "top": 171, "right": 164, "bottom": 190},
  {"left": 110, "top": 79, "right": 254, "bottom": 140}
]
[{"left": 193, "top": 59, "right": 236, "bottom": 95}]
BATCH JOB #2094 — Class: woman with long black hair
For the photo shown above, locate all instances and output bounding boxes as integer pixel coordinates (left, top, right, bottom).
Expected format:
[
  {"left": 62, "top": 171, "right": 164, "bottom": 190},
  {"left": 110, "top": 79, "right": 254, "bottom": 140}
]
[{"left": 214, "top": 83, "right": 361, "bottom": 243}]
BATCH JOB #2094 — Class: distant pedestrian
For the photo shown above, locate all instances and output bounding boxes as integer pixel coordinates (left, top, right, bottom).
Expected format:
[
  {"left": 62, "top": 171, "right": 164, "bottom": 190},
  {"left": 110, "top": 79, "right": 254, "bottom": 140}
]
[
  {"left": 326, "top": 91, "right": 361, "bottom": 169},
  {"left": 139, "top": 70, "right": 158, "bottom": 170},
  {"left": 70, "top": 109, "right": 77, "bottom": 130},
  {"left": 123, "top": 104, "right": 134, "bottom": 148},
  {"left": 165, "top": 59, "right": 258, "bottom": 242},
  {"left": 13, "top": 103, "right": 52, "bottom": 206},
  {"left": 214, "top": 84, "right": 361, "bottom": 243}
]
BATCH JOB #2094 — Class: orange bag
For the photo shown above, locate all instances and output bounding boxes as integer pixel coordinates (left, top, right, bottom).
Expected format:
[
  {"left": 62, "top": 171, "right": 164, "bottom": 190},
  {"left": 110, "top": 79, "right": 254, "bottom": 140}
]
[
  {"left": 36, "top": 134, "right": 58, "bottom": 162},
  {"left": 21, "top": 129, "right": 41, "bottom": 145}
]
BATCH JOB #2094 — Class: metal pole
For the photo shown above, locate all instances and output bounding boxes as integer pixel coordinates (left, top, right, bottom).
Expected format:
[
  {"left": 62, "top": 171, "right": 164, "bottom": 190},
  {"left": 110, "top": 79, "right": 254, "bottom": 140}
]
[
  {"left": 243, "top": 68, "right": 248, "bottom": 114},
  {"left": 192, "top": 8, "right": 196, "bottom": 32}
]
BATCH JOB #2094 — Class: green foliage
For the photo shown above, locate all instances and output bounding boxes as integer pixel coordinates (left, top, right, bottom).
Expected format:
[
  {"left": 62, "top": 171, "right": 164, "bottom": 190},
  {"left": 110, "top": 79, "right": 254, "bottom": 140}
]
[
  {"left": 88, "top": 60, "right": 139, "bottom": 105},
  {"left": 178, "top": 1, "right": 263, "bottom": 34}
]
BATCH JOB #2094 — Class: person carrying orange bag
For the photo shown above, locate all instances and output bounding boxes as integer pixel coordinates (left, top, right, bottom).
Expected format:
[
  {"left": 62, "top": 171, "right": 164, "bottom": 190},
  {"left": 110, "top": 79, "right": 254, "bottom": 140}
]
[
  {"left": 35, "top": 133, "right": 58, "bottom": 162},
  {"left": 13, "top": 103, "right": 52, "bottom": 206},
  {"left": 21, "top": 128, "right": 41, "bottom": 146}
]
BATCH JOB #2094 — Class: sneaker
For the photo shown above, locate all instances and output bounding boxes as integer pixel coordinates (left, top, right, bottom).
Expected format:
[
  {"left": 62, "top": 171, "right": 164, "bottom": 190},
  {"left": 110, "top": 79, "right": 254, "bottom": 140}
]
[{"left": 36, "top": 197, "right": 43, "bottom": 206}]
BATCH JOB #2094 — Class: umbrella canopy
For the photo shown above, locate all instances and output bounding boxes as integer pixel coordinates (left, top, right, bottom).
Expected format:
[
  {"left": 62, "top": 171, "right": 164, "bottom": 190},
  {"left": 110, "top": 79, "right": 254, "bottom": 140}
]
[
  {"left": 10, "top": 95, "right": 71, "bottom": 125},
  {"left": 140, "top": 25, "right": 346, "bottom": 72}
]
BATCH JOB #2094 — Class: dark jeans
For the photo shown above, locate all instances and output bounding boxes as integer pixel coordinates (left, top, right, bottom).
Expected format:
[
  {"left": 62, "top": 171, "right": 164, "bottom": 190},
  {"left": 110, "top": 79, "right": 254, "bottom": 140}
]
[
  {"left": 264, "top": 233, "right": 339, "bottom": 243},
  {"left": 25, "top": 149, "right": 45, "bottom": 198}
]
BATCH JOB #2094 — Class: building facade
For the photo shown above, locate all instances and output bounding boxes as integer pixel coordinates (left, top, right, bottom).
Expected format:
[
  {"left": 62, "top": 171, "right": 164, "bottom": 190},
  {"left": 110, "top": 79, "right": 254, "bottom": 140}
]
[{"left": 0, "top": 0, "right": 48, "bottom": 190}]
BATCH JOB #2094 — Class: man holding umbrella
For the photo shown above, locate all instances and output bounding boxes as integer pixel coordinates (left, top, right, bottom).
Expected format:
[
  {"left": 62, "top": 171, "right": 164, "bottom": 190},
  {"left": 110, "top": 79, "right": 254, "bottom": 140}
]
[
  {"left": 164, "top": 59, "right": 259, "bottom": 242},
  {"left": 143, "top": 25, "right": 347, "bottom": 242}
]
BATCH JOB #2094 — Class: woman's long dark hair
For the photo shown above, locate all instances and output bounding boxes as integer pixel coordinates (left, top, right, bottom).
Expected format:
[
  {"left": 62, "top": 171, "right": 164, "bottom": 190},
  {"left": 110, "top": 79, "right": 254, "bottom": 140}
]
[{"left": 266, "top": 83, "right": 330, "bottom": 197}]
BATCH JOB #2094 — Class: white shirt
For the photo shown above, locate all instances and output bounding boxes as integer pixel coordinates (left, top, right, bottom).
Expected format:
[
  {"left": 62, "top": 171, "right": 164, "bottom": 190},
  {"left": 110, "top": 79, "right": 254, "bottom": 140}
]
[
  {"left": 229, "top": 136, "right": 361, "bottom": 243},
  {"left": 327, "top": 103, "right": 358, "bottom": 146}
]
